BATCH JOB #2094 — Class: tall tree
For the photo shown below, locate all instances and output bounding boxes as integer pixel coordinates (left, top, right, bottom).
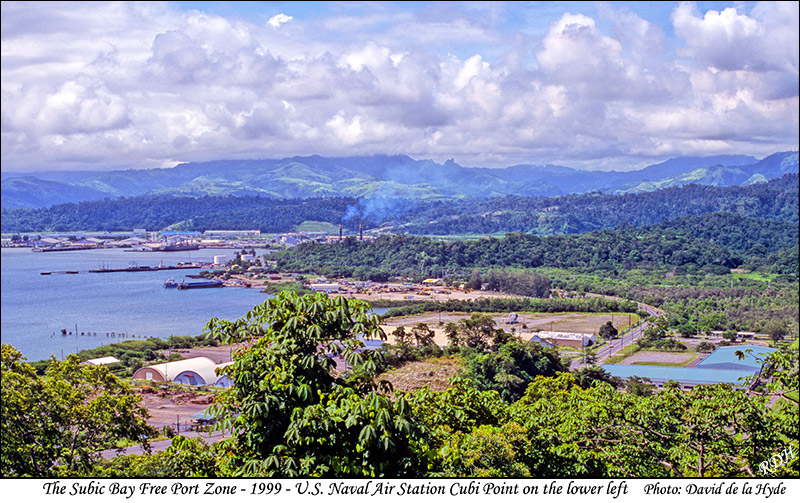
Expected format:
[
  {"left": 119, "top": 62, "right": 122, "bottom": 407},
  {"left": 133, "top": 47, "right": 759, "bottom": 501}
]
[
  {"left": 205, "top": 292, "right": 421, "bottom": 477},
  {"left": 598, "top": 321, "right": 618, "bottom": 340},
  {"left": 1, "top": 345, "right": 154, "bottom": 477}
]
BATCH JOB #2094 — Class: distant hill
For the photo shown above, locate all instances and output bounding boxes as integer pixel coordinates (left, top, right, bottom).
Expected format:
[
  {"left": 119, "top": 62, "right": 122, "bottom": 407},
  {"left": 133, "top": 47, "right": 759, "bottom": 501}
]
[
  {"left": 2, "top": 173, "right": 796, "bottom": 235},
  {"left": 386, "top": 173, "right": 800, "bottom": 236},
  {"left": 617, "top": 152, "right": 799, "bottom": 193},
  {"left": 1, "top": 152, "right": 796, "bottom": 209},
  {"left": 0, "top": 177, "right": 112, "bottom": 210}
]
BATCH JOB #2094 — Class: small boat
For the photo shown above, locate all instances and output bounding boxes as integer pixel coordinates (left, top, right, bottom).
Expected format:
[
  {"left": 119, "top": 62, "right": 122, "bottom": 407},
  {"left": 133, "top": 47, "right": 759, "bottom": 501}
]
[{"left": 163, "top": 279, "right": 179, "bottom": 288}]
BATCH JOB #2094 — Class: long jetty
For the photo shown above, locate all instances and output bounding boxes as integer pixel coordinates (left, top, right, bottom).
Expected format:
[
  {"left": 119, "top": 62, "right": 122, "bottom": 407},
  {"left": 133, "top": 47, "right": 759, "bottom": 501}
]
[
  {"left": 40, "top": 263, "right": 204, "bottom": 275},
  {"left": 54, "top": 328, "right": 141, "bottom": 339}
]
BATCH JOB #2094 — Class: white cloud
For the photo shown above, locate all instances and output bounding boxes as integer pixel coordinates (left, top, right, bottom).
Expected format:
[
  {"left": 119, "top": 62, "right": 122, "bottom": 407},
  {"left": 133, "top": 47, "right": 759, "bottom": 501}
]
[
  {"left": 267, "top": 13, "right": 292, "bottom": 28},
  {"left": 326, "top": 111, "right": 362, "bottom": 145},
  {"left": 0, "top": 1, "right": 797, "bottom": 172}
]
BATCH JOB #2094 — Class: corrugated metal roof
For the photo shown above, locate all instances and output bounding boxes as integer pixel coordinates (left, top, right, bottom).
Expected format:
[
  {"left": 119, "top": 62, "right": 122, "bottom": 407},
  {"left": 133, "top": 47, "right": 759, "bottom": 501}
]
[
  {"left": 602, "top": 364, "right": 754, "bottom": 386},
  {"left": 602, "top": 344, "right": 778, "bottom": 387},
  {"left": 135, "top": 356, "right": 216, "bottom": 381},
  {"left": 695, "top": 345, "right": 777, "bottom": 371}
]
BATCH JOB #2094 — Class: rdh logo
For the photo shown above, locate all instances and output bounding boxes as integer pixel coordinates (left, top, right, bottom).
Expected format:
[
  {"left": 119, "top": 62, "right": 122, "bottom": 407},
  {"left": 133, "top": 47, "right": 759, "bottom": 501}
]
[{"left": 759, "top": 444, "right": 796, "bottom": 476}]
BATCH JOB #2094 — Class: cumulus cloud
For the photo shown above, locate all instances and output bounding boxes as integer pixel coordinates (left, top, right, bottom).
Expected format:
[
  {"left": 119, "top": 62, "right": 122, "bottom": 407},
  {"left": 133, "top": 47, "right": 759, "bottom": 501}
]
[
  {"left": 268, "top": 13, "right": 292, "bottom": 28},
  {"left": 0, "top": 1, "right": 797, "bottom": 173}
]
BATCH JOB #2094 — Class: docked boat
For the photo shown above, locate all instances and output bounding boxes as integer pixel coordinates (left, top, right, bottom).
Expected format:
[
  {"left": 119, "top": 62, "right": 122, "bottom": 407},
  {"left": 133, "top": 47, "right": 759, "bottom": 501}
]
[
  {"left": 163, "top": 243, "right": 200, "bottom": 252},
  {"left": 177, "top": 279, "right": 224, "bottom": 290}
]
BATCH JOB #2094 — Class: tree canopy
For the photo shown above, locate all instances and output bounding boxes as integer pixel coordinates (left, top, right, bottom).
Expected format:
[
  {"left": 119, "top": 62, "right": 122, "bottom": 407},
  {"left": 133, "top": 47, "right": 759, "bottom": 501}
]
[{"left": 1, "top": 345, "right": 154, "bottom": 477}]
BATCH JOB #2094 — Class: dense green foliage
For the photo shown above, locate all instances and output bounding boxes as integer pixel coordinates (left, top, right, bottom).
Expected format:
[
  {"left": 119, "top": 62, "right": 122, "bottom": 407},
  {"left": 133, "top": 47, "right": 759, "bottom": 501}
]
[
  {"left": 508, "top": 374, "right": 795, "bottom": 477},
  {"left": 462, "top": 340, "right": 566, "bottom": 402},
  {"left": 184, "top": 296, "right": 799, "bottom": 477},
  {"left": 275, "top": 213, "right": 797, "bottom": 278},
  {"left": 5, "top": 294, "right": 797, "bottom": 478},
  {"left": 1, "top": 345, "right": 155, "bottom": 476},
  {"left": 394, "top": 173, "right": 799, "bottom": 235},
  {"left": 2, "top": 173, "right": 795, "bottom": 234},
  {"left": 203, "top": 292, "right": 422, "bottom": 477},
  {"left": 548, "top": 268, "right": 799, "bottom": 336},
  {"left": 0, "top": 196, "right": 371, "bottom": 233}
]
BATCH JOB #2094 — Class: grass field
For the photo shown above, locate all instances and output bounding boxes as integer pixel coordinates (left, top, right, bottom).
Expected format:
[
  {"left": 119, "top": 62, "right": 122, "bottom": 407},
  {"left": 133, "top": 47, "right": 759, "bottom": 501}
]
[
  {"left": 382, "top": 311, "right": 639, "bottom": 348},
  {"left": 523, "top": 312, "right": 639, "bottom": 334},
  {"left": 730, "top": 271, "right": 779, "bottom": 283},
  {"left": 379, "top": 355, "right": 463, "bottom": 392}
]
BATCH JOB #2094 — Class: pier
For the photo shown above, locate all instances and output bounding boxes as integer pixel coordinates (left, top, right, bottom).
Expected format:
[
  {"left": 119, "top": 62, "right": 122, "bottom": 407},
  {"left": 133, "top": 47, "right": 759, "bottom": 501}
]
[
  {"left": 40, "top": 263, "right": 205, "bottom": 275},
  {"left": 54, "top": 328, "right": 141, "bottom": 339}
]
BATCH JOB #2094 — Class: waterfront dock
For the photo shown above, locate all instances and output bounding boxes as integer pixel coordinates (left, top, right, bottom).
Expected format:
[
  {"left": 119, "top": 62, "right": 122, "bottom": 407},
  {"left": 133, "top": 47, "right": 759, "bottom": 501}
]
[{"left": 40, "top": 263, "right": 205, "bottom": 275}]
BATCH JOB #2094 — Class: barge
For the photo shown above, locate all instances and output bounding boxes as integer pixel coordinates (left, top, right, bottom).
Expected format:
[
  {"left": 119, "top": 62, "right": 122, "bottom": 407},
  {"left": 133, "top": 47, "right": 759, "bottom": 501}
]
[{"left": 176, "top": 279, "right": 224, "bottom": 290}]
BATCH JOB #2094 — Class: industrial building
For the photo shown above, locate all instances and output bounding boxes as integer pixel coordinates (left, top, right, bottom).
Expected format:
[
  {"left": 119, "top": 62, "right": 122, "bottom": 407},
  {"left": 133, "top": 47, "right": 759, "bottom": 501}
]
[
  {"left": 133, "top": 357, "right": 233, "bottom": 387},
  {"left": 531, "top": 331, "right": 597, "bottom": 347},
  {"left": 80, "top": 356, "right": 120, "bottom": 366},
  {"left": 603, "top": 345, "right": 778, "bottom": 390},
  {"left": 310, "top": 283, "right": 341, "bottom": 293}
]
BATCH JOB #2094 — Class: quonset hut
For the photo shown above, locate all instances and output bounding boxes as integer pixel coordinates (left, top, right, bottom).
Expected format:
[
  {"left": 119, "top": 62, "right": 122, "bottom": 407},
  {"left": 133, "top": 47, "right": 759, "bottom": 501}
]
[
  {"left": 133, "top": 357, "right": 219, "bottom": 384},
  {"left": 174, "top": 361, "right": 234, "bottom": 387}
]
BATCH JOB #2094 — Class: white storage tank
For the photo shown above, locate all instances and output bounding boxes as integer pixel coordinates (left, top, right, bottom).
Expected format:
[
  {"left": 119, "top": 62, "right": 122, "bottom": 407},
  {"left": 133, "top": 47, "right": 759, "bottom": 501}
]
[{"left": 213, "top": 255, "right": 227, "bottom": 265}]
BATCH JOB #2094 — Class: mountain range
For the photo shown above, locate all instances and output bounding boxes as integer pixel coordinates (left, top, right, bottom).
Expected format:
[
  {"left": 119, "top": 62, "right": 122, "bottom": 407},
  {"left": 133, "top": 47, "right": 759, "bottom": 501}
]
[{"left": 1, "top": 151, "right": 797, "bottom": 210}]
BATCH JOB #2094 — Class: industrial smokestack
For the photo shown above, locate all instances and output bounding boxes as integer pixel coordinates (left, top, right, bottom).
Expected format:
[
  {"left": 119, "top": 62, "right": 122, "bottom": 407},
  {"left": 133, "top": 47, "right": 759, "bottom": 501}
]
[
  {"left": 359, "top": 224, "right": 363, "bottom": 241},
  {"left": 339, "top": 223, "right": 342, "bottom": 241}
]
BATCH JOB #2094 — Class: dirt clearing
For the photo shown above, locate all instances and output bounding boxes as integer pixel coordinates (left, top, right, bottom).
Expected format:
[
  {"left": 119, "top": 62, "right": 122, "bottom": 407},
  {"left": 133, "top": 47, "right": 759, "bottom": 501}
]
[
  {"left": 620, "top": 351, "right": 698, "bottom": 366},
  {"left": 381, "top": 311, "right": 638, "bottom": 346}
]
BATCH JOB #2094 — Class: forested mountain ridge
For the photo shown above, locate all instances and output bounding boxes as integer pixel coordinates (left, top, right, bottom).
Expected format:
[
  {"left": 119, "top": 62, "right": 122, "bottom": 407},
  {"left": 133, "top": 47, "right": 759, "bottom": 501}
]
[
  {"left": 2, "top": 173, "right": 796, "bottom": 235},
  {"left": 2, "top": 151, "right": 796, "bottom": 210},
  {"left": 273, "top": 213, "right": 799, "bottom": 279},
  {"left": 387, "top": 173, "right": 799, "bottom": 235}
]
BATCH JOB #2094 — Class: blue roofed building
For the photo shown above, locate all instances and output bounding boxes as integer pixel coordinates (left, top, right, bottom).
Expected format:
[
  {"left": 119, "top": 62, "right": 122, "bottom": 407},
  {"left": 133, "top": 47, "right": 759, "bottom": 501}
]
[
  {"left": 694, "top": 345, "right": 777, "bottom": 371},
  {"left": 603, "top": 345, "right": 777, "bottom": 390}
]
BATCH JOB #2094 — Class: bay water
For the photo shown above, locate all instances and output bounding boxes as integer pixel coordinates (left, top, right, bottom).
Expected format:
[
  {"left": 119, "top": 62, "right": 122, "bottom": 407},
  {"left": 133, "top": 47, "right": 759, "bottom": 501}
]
[{"left": 1, "top": 247, "right": 271, "bottom": 361}]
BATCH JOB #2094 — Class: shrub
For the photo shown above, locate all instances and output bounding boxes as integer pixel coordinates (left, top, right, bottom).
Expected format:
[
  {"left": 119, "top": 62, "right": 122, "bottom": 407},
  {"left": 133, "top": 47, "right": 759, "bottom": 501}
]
[{"left": 697, "top": 342, "right": 716, "bottom": 353}]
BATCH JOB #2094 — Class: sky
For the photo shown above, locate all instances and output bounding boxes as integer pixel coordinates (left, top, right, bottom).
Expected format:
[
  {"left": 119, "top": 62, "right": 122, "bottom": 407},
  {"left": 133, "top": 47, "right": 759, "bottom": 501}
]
[{"left": 1, "top": 1, "right": 798, "bottom": 173}]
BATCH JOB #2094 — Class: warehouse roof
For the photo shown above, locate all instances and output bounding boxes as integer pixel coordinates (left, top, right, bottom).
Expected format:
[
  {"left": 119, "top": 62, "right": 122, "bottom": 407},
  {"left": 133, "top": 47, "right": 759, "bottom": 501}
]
[
  {"left": 695, "top": 345, "right": 777, "bottom": 371},
  {"left": 602, "top": 364, "right": 755, "bottom": 387}
]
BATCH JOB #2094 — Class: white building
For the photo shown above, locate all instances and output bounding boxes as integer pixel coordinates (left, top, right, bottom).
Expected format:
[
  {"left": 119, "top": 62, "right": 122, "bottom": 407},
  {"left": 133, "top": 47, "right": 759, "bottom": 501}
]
[
  {"left": 310, "top": 283, "right": 340, "bottom": 293},
  {"left": 532, "top": 331, "right": 597, "bottom": 348},
  {"left": 133, "top": 357, "right": 216, "bottom": 382},
  {"left": 80, "top": 356, "right": 120, "bottom": 366},
  {"left": 174, "top": 361, "right": 234, "bottom": 386}
]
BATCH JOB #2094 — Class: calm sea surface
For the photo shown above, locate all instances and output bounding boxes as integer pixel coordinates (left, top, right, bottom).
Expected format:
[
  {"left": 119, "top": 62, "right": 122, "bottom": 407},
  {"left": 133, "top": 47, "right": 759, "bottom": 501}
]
[{"left": 1, "top": 247, "right": 272, "bottom": 361}]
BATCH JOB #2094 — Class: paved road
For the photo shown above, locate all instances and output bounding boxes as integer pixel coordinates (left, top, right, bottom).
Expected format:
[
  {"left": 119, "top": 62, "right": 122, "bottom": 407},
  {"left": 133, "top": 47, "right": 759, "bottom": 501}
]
[
  {"left": 571, "top": 301, "right": 662, "bottom": 370},
  {"left": 100, "top": 430, "right": 231, "bottom": 459}
]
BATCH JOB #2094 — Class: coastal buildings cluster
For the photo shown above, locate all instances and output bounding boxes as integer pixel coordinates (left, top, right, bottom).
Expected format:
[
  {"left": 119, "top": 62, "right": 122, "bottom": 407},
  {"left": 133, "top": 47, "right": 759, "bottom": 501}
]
[{"left": 2, "top": 227, "right": 375, "bottom": 251}]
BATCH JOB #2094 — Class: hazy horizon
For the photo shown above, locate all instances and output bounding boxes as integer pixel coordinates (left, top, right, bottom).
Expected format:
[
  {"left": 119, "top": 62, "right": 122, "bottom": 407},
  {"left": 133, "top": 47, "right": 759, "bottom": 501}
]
[{"left": 5, "top": 150, "right": 797, "bottom": 181}]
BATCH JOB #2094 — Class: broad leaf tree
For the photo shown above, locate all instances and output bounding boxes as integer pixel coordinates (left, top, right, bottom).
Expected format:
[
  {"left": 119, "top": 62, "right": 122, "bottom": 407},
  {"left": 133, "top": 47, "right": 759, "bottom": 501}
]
[
  {"left": 205, "top": 291, "right": 421, "bottom": 476},
  {"left": 1, "top": 344, "right": 154, "bottom": 477},
  {"left": 510, "top": 374, "right": 791, "bottom": 477}
]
